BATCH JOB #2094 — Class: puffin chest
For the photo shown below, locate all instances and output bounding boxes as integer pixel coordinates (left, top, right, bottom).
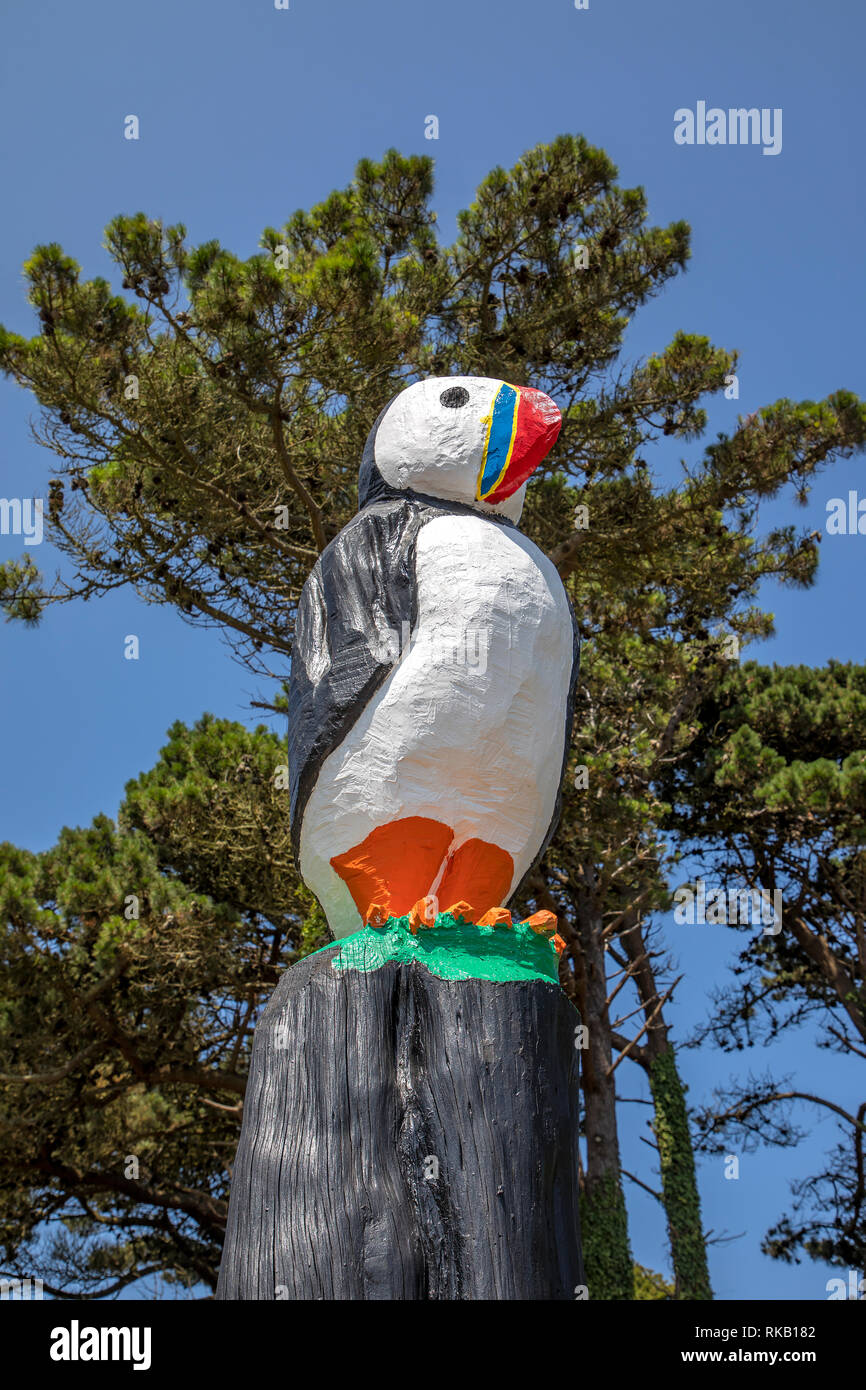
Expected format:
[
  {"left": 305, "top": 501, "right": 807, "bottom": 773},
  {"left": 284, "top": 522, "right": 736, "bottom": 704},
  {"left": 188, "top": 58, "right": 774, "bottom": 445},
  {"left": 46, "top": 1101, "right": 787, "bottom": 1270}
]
[{"left": 410, "top": 513, "right": 569, "bottom": 675}]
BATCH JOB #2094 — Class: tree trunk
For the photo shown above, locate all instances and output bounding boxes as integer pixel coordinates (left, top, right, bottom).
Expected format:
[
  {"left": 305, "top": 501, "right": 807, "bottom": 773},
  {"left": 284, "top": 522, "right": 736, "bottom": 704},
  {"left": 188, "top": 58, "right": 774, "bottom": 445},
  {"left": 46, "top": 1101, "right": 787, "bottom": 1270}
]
[
  {"left": 216, "top": 937, "right": 584, "bottom": 1300},
  {"left": 647, "top": 1047, "right": 713, "bottom": 1300},
  {"left": 571, "top": 865, "right": 635, "bottom": 1300},
  {"left": 620, "top": 914, "right": 712, "bottom": 1299}
]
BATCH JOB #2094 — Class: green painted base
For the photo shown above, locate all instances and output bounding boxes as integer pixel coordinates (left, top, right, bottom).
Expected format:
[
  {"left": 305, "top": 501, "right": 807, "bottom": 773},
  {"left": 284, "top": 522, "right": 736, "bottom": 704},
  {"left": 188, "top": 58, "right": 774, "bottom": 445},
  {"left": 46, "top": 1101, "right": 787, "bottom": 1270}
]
[{"left": 317, "top": 911, "right": 561, "bottom": 985}]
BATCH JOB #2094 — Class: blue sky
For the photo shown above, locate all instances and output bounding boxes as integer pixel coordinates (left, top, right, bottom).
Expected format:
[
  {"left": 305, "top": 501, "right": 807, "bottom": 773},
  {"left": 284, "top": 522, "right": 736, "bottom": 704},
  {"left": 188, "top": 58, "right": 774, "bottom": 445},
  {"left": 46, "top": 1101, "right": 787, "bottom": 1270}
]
[{"left": 1, "top": 0, "right": 864, "bottom": 1300}]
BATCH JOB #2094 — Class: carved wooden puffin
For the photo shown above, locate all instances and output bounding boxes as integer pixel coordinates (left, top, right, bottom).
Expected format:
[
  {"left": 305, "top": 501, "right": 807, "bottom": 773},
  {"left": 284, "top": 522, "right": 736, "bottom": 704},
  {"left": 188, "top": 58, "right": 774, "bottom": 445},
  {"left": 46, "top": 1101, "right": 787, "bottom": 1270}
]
[{"left": 288, "top": 376, "right": 579, "bottom": 939}]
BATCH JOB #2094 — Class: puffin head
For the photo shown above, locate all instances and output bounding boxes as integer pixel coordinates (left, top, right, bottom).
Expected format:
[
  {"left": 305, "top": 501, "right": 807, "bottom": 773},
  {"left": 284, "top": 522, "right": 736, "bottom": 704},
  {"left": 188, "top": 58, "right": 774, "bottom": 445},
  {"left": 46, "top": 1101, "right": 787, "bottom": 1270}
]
[{"left": 358, "top": 375, "right": 562, "bottom": 522}]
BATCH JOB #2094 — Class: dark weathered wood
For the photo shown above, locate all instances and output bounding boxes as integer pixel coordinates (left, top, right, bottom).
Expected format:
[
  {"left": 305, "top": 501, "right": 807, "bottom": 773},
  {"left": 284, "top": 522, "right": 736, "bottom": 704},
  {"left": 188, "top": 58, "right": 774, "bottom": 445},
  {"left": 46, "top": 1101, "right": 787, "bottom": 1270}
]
[{"left": 217, "top": 946, "right": 584, "bottom": 1300}]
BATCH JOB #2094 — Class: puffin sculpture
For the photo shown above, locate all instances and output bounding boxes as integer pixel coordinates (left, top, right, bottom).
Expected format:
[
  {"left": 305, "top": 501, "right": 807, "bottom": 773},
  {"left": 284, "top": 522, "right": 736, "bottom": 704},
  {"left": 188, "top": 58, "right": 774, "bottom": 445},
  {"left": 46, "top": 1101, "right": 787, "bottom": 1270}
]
[{"left": 288, "top": 376, "right": 579, "bottom": 940}]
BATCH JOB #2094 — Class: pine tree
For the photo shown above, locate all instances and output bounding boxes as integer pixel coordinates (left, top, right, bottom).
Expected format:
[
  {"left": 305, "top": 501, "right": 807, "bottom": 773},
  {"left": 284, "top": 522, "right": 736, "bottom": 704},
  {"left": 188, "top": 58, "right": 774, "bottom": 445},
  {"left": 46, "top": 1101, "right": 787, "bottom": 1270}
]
[
  {"left": 1, "top": 137, "right": 864, "bottom": 1296},
  {"left": 658, "top": 660, "right": 866, "bottom": 1271},
  {"left": 0, "top": 716, "right": 325, "bottom": 1296}
]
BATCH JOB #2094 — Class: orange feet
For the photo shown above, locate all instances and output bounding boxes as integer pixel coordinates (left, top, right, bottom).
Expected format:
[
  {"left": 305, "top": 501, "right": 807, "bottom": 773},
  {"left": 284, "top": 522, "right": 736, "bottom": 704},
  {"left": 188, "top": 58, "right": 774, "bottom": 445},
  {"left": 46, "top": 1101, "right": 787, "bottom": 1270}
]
[
  {"left": 436, "top": 838, "right": 514, "bottom": 921},
  {"left": 524, "top": 910, "right": 558, "bottom": 937},
  {"left": 408, "top": 896, "right": 438, "bottom": 934},
  {"left": 331, "top": 818, "right": 518, "bottom": 931},
  {"left": 477, "top": 906, "right": 513, "bottom": 928},
  {"left": 364, "top": 902, "right": 390, "bottom": 927},
  {"left": 330, "top": 817, "right": 452, "bottom": 923},
  {"left": 441, "top": 899, "right": 474, "bottom": 922}
]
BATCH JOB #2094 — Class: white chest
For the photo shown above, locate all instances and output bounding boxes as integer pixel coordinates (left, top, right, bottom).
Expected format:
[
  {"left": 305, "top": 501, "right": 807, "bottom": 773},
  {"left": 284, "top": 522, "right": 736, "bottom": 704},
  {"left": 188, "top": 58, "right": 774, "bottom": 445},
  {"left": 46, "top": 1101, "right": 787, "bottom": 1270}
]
[{"left": 410, "top": 513, "right": 571, "bottom": 679}]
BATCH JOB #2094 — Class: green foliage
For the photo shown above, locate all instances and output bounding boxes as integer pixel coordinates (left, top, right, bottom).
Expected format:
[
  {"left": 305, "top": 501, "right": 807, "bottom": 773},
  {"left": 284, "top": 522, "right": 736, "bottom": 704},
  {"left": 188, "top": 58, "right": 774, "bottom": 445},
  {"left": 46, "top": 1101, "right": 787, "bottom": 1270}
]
[
  {"left": 0, "top": 556, "right": 43, "bottom": 625},
  {"left": 0, "top": 718, "right": 307, "bottom": 1296},
  {"left": 120, "top": 713, "right": 302, "bottom": 931},
  {"left": 580, "top": 1170, "right": 635, "bottom": 1300},
  {"left": 634, "top": 1262, "right": 676, "bottom": 1299},
  {"left": 296, "top": 894, "right": 330, "bottom": 959},
  {"left": 661, "top": 661, "right": 866, "bottom": 1270}
]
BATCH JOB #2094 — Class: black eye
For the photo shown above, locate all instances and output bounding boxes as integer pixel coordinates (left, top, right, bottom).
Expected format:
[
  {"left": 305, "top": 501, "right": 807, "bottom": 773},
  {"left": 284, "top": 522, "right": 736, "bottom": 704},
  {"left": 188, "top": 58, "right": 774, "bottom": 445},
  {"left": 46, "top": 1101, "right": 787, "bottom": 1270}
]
[{"left": 439, "top": 385, "right": 470, "bottom": 409}]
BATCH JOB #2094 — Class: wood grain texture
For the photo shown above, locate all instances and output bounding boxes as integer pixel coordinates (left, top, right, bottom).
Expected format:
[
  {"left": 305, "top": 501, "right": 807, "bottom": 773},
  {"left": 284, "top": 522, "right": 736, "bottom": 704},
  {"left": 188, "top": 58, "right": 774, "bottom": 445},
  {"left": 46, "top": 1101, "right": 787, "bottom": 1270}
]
[{"left": 216, "top": 945, "right": 584, "bottom": 1300}]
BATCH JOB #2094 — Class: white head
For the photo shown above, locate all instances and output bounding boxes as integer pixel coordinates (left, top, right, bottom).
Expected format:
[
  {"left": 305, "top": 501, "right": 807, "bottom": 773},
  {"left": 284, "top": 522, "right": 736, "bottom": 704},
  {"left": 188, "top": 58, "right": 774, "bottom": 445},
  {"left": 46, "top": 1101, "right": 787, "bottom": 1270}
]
[{"left": 362, "top": 375, "right": 562, "bottom": 523}]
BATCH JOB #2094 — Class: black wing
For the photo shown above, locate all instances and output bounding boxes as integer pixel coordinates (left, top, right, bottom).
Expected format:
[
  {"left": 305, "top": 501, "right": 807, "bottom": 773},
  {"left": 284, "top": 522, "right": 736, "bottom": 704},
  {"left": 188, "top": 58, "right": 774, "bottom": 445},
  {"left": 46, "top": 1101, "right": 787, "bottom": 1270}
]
[{"left": 288, "top": 498, "right": 427, "bottom": 859}]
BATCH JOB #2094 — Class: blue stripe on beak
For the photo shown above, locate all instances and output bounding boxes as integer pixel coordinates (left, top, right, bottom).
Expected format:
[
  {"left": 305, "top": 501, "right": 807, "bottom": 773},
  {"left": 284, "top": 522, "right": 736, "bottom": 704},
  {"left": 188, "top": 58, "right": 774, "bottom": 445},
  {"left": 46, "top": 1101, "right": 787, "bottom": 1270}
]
[{"left": 477, "top": 384, "right": 520, "bottom": 499}]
